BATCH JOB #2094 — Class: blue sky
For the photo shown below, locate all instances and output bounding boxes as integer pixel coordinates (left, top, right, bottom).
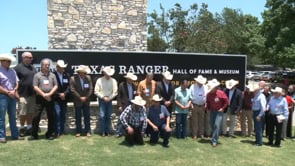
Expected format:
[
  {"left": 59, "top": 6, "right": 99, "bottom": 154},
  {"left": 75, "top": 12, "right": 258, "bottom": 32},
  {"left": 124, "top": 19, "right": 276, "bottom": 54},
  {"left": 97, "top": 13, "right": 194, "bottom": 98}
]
[{"left": 0, "top": 0, "right": 266, "bottom": 53}]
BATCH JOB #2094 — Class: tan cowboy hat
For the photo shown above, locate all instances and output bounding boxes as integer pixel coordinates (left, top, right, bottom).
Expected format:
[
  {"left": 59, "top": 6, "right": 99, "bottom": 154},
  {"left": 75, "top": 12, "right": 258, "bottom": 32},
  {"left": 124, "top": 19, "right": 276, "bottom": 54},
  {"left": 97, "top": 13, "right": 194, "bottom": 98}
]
[
  {"left": 207, "top": 78, "right": 220, "bottom": 92},
  {"left": 0, "top": 53, "right": 17, "bottom": 67},
  {"left": 103, "top": 66, "right": 115, "bottom": 76},
  {"left": 56, "top": 60, "right": 68, "bottom": 68},
  {"left": 162, "top": 71, "right": 173, "bottom": 80},
  {"left": 131, "top": 96, "right": 146, "bottom": 106},
  {"left": 124, "top": 72, "right": 137, "bottom": 81},
  {"left": 225, "top": 79, "right": 239, "bottom": 89},
  {"left": 271, "top": 87, "right": 283, "bottom": 94},
  {"left": 76, "top": 65, "right": 91, "bottom": 74},
  {"left": 194, "top": 75, "right": 207, "bottom": 85},
  {"left": 152, "top": 94, "right": 163, "bottom": 102},
  {"left": 246, "top": 81, "right": 260, "bottom": 92}
]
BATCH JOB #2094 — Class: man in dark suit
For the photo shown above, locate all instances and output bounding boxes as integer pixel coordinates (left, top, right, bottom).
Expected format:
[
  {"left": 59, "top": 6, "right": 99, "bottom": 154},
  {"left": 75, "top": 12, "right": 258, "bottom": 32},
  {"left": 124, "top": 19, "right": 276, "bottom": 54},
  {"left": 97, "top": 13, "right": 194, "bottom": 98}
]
[
  {"left": 222, "top": 79, "right": 243, "bottom": 137},
  {"left": 116, "top": 72, "right": 137, "bottom": 137},
  {"left": 156, "top": 71, "right": 175, "bottom": 115},
  {"left": 70, "top": 65, "right": 93, "bottom": 137},
  {"left": 53, "top": 60, "right": 71, "bottom": 137}
]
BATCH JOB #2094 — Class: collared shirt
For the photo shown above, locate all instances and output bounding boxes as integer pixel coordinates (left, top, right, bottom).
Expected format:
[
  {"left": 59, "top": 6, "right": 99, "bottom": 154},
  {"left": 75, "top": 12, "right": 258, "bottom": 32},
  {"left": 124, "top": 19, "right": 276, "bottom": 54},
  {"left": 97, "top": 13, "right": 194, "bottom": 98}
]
[
  {"left": 137, "top": 79, "right": 156, "bottom": 103},
  {"left": 120, "top": 104, "right": 147, "bottom": 133},
  {"left": 268, "top": 96, "right": 289, "bottom": 119},
  {"left": 229, "top": 89, "right": 234, "bottom": 104},
  {"left": 0, "top": 66, "right": 19, "bottom": 91},
  {"left": 148, "top": 105, "right": 170, "bottom": 127},
  {"left": 94, "top": 76, "right": 118, "bottom": 100},
  {"left": 190, "top": 84, "right": 206, "bottom": 105},
  {"left": 33, "top": 71, "right": 57, "bottom": 93},
  {"left": 206, "top": 89, "right": 229, "bottom": 111},
  {"left": 174, "top": 86, "right": 192, "bottom": 114},
  {"left": 127, "top": 83, "right": 133, "bottom": 100},
  {"left": 252, "top": 91, "right": 266, "bottom": 117}
]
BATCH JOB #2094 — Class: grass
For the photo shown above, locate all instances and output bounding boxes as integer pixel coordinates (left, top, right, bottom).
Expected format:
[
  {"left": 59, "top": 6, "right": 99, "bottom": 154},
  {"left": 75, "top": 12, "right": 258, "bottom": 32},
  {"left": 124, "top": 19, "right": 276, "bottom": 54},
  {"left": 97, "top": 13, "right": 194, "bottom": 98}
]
[{"left": 1, "top": 133, "right": 295, "bottom": 166}]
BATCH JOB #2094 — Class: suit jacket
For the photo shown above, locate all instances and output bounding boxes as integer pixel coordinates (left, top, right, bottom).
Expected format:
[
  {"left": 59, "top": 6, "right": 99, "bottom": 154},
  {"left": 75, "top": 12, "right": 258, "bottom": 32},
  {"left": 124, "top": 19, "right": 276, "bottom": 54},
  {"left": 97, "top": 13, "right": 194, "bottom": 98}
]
[
  {"left": 53, "top": 71, "right": 71, "bottom": 101},
  {"left": 117, "top": 81, "right": 137, "bottom": 110},
  {"left": 156, "top": 80, "right": 175, "bottom": 112},
  {"left": 225, "top": 88, "right": 243, "bottom": 114},
  {"left": 70, "top": 75, "right": 93, "bottom": 107}
]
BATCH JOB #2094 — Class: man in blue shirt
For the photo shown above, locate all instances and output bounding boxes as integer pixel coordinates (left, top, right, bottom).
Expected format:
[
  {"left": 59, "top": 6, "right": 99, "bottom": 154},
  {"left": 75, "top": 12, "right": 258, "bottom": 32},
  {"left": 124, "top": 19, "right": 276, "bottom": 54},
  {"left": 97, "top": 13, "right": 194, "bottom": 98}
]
[
  {"left": 267, "top": 87, "right": 289, "bottom": 147},
  {"left": 147, "top": 94, "right": 172, "bottom": 147}
]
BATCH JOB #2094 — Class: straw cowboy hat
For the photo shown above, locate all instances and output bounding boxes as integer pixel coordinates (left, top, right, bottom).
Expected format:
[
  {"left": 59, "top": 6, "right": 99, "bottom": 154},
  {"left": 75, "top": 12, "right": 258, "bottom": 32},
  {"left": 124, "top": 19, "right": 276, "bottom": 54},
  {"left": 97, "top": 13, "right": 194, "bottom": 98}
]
[
  {"left": 131, "top": 96, "right": 146, "bottom": 106},
  {"left": 0, "top": 53, "right": 17, "bottom": 67},
  {"left": 152, "top": 94, "right": 163, "bottom": 102},
  {"left": 194, "top": 75, "right": 207, "bottom": 85},
  {"left": 56, "top": 60, "right": 68, "bottom": 68},
  {"left": 76, "top": 65, "right": 91, "bottom": 74},
  {"left": 124, "top": 72, "right": 137, "bottom": 81},
  {"left": 246, "top": 81, "right": 260, "bottom": 92},
  {"left": 225, "top": 79, "right": 239, "bottom": 89},
  {"left": 103, "top": 66, "right": 115, "bottom": 76},
  {"left": 207, "top": 78, "right": 220, "bottom": 92},
  {"left": 271, "top": 87, "right": 283, "bottom": 94},
  {"left": 162, "top": 71, "right": 173, "bottom": 80}
]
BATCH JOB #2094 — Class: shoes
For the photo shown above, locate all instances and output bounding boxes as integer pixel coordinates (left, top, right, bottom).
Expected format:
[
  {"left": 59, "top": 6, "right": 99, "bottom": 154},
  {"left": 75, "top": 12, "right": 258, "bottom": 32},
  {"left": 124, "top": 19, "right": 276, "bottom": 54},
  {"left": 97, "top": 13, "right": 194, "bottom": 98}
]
[
  {"left": 273, "top": 144, "right": 281, "bottom": 148},
  {"left": 212, "top": 143, "right": 217, "bottom": 148},
  {"left": 19, "top": 128, "right": 26, "bottom": 137},
  {"left": 101, "top": 133, "right": 105, "bottom": 137},
  {"left": 75, "top": 133, "right": 81, "bottom": 137},
  {"left": 46, "top": 136, "right": 55, "bottom": 140},
  {"left": 115, "top": 134, "right": 122, "bottom": 138},
  {"left": 25, "top": 128, "right": 32, "bottom": 136},
  {"left": 29, "top": 136, "right": 39, "bottom": 140},
  {"left": 13, "top": 137, "right": 25, "bottom": 140},
  {"left": 192, "top": 136, "right": 197, "bottom": 140},
  {"left": 87, "top": 133, "right": 91, "bottom": 138},
  {"left": 266, "top": 142, "right": 273, "bottom": 146},
  {"left": 255, "top": 144, "right": 262, "bottom": 146},
  {"left": 162, "top": 144, "right": 169, "bottom": 148},
  {"left": 0, "top": 139, "right": 7, "bottom": 143}
]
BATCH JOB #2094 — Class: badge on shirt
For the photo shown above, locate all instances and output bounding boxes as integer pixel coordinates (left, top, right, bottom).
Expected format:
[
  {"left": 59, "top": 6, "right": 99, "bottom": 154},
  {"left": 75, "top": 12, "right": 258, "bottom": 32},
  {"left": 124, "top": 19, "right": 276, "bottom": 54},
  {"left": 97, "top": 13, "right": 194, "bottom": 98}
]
[
  {"left": 214, "top": 97, "right": 220, "bottom": 103},
  {"left": 140, "top": 116, "right": 145, "bottom": 121},
  {"left": 84, "top": 83, "right": 89, "bottom": 89},
  {"left": 159, "top": 112, "right": 165, "bottom": 119},
  {"left": 145, "top": 89, "right": 150, "bottom": 96},
  {"left": 63, "top": 79, "right": 68, "bottom": 83},
  {"left": 133, "top": 91, "right": 137, "bottom": 95},
  {"left": 43, "top": 80, "right": 49, "bottom": 85}
]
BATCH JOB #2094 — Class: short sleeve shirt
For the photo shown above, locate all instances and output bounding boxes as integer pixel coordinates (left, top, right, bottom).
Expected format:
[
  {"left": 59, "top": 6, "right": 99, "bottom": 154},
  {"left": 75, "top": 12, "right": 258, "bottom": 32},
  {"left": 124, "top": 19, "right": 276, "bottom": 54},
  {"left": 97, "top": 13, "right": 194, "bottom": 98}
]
[{"left": 33, "top": 71, "right": 57, "bottom": 93}]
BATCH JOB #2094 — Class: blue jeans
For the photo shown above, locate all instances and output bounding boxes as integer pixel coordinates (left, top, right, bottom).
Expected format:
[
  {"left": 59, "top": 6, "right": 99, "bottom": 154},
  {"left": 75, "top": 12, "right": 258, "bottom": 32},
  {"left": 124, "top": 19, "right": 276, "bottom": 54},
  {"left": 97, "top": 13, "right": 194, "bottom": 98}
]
[
  {"left": 0, "top": 94, "right": 19, "bottom": 140},
  {"left": 75, "top": 104, "right": 90, "bottom": 133},
  {"left": 210, "top": 111, "right": 223, "bottom": 144},
  {"left": 253, "top": 111, "right": 263, "bottom": 145},
  {"left": 176, "top": 113, "right": 188, "bottom": 138},
  {"left": 99, "top": 99, "right": 113, "bottom": 134},
  {"left": 116, "top": 115, "right": 123, "bottom": 135},
  {"left": 54, "top": 101, "right": 67, "bottom": 135}
]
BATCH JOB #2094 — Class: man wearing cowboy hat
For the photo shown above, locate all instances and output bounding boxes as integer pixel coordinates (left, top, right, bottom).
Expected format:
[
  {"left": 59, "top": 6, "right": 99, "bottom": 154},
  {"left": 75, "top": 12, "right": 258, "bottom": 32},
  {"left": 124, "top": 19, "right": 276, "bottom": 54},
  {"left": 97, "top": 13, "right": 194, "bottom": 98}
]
[
  {"left": 70, "top": 65, "right": 93, "bottom": 137},
  {"left": 31, "top": 58, "right": 58, "bottom": 140},
  {"left": 0, "top": 53, "right": 22, "bottom": 143},
  {"left": 53, "top": 60, "right": 71, "bottom": 137},
  {"left": 189, "top": 75, "right": 207, "bottom": 140},
  {"left": 266, "top": 87, "right": 289, "bottom": 147},
  {"left": 14, "top": 52, "right": 37, "bottom": 137},
  {"left": 206, "top": 79, "right": 229, "bottom": 147},
  {"left": 156, "top": 71, "right": 175, "bottom": 115},
  {"left": 222, "top": 79, "right": 242, "bottom": 137},
  {"left": 247, "top": 81, "right": 266, "bottom": 146},
  {"left": 94, "top": 66, "right": 118, "bottom": 136},
  {"left": 120, "top": 96, "right": 147, "bottom": 145},
  {"left": 137, "top": 73, "right": 156, "bottom": 108},
  {"left": 116, "top": 72, "right": 138, "bottom": 137},
  {"left": 147, "top": 94, "right": 171, "bottom": 147}
]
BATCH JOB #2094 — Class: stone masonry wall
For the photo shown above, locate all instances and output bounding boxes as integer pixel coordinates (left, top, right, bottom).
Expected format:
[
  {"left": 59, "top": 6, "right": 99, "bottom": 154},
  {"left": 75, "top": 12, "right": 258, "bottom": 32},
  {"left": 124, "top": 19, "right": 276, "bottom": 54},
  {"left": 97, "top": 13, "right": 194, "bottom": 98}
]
[{"left": 48, "top": 0, "right": 147, "bottom": 51}]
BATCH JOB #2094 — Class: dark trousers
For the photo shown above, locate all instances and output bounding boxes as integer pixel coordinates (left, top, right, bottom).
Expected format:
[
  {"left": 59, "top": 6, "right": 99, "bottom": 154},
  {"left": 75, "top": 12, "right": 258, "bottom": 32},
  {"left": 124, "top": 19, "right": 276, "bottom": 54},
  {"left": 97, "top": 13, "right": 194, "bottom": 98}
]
[
  {"left": 286, "top": 110, "right": 293, "bottom": 138},
  {"left": 149, "top": 124, "right": 171, "bottom": 146},
  {"left": 124, "top": 127, "right": 144, "bottom": 145},
  {"left": 75, "top": 104, "right": 91, "bottom": 134},
  {"left": 263, "top": 111, "right": 271, "bottom": 136},
  {"left": 32, "top": 96, "right": 55, "bottom": 138},
  {"left": 268, "top": 114, "right": 283, "bottom": 145}
]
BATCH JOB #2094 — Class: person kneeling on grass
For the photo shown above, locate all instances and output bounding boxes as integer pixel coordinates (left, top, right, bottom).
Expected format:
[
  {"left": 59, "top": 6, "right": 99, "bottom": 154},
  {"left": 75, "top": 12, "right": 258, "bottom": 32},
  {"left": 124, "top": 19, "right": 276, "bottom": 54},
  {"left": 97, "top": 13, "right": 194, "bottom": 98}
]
[
  {"left": 147, "top": 94, "right": 172, "bottom": 148},
  {"left": 120, "top": 96, "right": 147, "bottom": 145}
]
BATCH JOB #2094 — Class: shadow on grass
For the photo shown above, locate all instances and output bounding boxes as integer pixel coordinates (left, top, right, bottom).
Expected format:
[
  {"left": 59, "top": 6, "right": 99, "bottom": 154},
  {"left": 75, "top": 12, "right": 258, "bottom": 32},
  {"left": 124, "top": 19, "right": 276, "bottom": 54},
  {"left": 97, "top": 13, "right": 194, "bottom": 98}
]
[
  {"left": 240, "top": 139, "right": 254, "bottom": 145},
  {"left": 198, "top": 138, "right": 211, "bottom": 144}
]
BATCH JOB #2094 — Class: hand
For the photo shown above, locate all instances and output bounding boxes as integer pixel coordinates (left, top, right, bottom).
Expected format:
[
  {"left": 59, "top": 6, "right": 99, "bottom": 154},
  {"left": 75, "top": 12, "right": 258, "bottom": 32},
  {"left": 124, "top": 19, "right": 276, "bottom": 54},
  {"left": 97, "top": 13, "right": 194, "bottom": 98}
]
[
  {"left": 7, "top": 90, "right": 16, "bottom": 99},
  {"left": 152, "top": 126, "right": 159, "bottom": 132},
  {"left": 127, "top": 127, "right": 134, "bottom": 135},
  {"left": 165, "top": 126, "right": 172, "bottom": 132},
  {"left": 103, "top": 96, "right": 110, "bottom": 102},
  {"left": 256, "top": 116, "right": 261, "bottom": 121},
  {"left": 218, "top": 108, "right": 223, "bottom": 112},
  {"left": 80, "top": 97, "right": 87, "bottom": 102},
  {"left": 43, "top": 93, "right": 51, "bottom": 101},
  {"left": 59, "top": 93, "right": 66, "bottom": 100},
  {"left": 118, "top": 107, "right": 123, "bottom": 112},
  {"left": 164, "top": 101, "right": 171, "bottom": 107}
]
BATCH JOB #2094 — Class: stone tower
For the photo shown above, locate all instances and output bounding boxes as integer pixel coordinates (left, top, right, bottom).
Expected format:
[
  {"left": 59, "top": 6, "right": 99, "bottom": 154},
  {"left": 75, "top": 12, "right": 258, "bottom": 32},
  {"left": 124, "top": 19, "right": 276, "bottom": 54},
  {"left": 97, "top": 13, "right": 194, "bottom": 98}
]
[{"left": 48, "top": 0, "right": 147, "bottom": 51}]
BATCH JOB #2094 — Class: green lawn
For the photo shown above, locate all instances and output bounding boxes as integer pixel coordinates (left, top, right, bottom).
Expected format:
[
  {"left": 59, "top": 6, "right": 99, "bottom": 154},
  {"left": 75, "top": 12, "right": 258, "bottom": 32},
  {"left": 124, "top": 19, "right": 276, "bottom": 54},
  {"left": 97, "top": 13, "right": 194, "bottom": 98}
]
[{"left": 0, "top": 134, "right": 294, "bottom": 166}]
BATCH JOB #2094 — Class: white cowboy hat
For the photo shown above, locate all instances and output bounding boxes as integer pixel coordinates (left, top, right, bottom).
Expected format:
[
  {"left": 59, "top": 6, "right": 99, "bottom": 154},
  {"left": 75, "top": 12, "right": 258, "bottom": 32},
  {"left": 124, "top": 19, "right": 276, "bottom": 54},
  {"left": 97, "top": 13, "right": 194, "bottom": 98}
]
[
  {"left": 124, "top": 72, "right": 137, "bottom": 81},
  {"left": 246, "top": 81, "right": 260, "bottom": 92},
  {"left": 0, "top": 53, "right": 17, "bottom": 68},
  {"left": 103, "top": 66, "right": 115, "bottom": 76},
  {"left": 131, "top": 96, "right": 146, "bottom": 106},
  {"left": 207, "top": 78, "right": 220, "bottom": 92},
  {"left": 194, "top": 75, "right": 207, "bottom": 85},
  {"left": 152, "top": 94, "right": 163, "bottom": 102},
  {"left": 56, "top": 60, "right": 68, "bottom": 68},
  {"left": 76, "top": 65, "right": 91, "bottom": 74},
  {"left": 225, "top": 79, "right": 239, "bottom": 89},
  {"left": 271, "top": 87, "right": 283, "bottom": 94},
  {"left": 162, "top": 71, "right": 173, "bottom": 80}
]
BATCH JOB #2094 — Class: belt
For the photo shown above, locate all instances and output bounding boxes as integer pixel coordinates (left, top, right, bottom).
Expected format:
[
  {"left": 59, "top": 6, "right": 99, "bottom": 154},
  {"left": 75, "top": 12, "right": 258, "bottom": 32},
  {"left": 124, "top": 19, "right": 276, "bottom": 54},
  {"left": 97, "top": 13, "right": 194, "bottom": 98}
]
[{"left": 193, "top": 103, "right": 204, "bottom": 107}]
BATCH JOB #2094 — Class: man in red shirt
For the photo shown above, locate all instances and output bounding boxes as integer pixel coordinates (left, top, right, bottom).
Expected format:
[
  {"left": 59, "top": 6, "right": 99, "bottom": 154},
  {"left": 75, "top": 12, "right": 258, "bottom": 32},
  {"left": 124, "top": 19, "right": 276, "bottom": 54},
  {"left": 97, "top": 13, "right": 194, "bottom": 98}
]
[{"left": 206, "top": 79, "right": 229, "bottom": 147}]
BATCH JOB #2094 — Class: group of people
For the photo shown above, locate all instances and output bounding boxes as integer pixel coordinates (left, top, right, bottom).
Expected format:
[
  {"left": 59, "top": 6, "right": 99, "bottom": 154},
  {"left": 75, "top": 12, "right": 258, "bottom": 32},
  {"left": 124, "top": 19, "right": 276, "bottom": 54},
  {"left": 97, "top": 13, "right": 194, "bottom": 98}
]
[{"left": 0, "top": 52, "right": 294, "bottom": 149}]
